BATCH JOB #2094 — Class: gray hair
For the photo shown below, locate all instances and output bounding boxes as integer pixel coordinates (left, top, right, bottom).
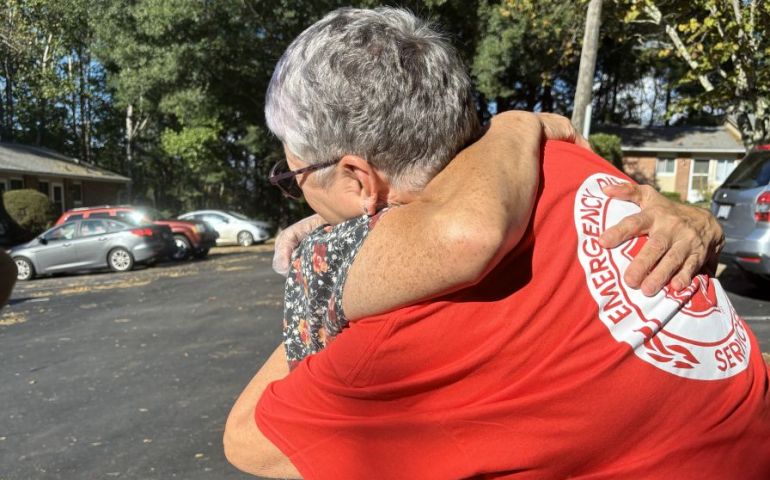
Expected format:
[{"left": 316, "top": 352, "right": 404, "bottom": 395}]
[{"left": 265, "top": 7, "right": 481, "bottom": 191}]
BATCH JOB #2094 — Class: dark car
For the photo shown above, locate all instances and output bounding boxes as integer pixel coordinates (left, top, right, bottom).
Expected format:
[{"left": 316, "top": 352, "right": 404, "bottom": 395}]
[
  {"left": 10, "top": 219, "right": 171, "bottom": 280},
  {"left": 711, "top": 146, "right": 770, "bottom": 283}
]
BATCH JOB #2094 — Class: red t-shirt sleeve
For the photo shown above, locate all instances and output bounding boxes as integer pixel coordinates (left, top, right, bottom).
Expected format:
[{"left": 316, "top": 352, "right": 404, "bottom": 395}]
[{"left": 255, "top": 311, "right": 474, "bottom": 480}]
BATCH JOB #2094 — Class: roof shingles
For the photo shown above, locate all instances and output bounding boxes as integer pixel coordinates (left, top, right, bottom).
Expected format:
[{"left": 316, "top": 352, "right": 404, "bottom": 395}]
[
  {"left": 0, "top": 143, "right": 130, "bottom": 183},
  {"left": 595, "top": 125, "right": 745, "bottom": 154}
]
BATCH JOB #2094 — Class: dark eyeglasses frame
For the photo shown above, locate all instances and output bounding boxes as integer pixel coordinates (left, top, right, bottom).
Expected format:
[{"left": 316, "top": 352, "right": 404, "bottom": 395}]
[{"left": 268, "top": 158, "right": 340, "bottom": 199}]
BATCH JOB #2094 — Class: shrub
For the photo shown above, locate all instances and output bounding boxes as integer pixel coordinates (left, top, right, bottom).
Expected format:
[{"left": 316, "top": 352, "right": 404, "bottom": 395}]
[
  {"left": 660, "top": 191, "right": 683, "bottom": 202},
  {"left": 4, "top": 189, "right": 53, "bottom": 238},
  {"left": 589, "top": 133, "right": 624, "bottom": 171}
]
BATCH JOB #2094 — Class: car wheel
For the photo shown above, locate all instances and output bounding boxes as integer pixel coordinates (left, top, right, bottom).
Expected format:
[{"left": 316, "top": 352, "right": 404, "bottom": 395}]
[
  {"left": 13, "top": 257, "right": 34, "bottom": 281},
  {"left": 237, "top": 231, "right": 254, "bottom": 247},
  {"left": 171, "top": 234, "right": 191, "bottom": 261},
  {"left": 193, "top": 248, "right": 210, "bottom": 259},
  {"left": 108, "top": 248, "right": 134, "bottom": 272}
]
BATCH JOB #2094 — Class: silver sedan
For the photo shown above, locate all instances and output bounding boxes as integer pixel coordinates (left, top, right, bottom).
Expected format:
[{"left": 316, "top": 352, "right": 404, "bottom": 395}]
[
  {"left": 10, "top": 219, "right": 172, "bottom": 280},
  {"left": 178, "top": 210, "right": 272, "bottom": 246}
]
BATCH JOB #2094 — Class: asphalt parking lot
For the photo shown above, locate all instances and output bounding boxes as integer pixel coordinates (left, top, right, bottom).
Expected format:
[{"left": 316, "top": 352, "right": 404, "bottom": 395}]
[
  {"left": 1, "top": 246, "right": 284, "bottom": 480},
  {"left": 0, "top": 248, "right": 768, "bottom": 480}
]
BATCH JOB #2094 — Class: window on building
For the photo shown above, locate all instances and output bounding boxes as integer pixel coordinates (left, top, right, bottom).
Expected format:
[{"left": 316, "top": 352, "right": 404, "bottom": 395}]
[
  {"left": 70, "top": 183, "right": 83, "bottom": 207},
  {"left": 51, "top": 184, "right": 64, "bottom": 215},
  {"left": 715, "top": 159, "right": 737, "bottom": 184},
  {"left": 0, "top": 181, "right": 7, "bottom": 194},
  {"left": 9, "top": 178, "right": 24, "bottom": 190},
  {"left": 690, "top": 159, "right": 710, "bottom": 196},
  {"left": 656, "top": 158, "right": 676, "bottom": 175},
  {"left": 37, "top": 181, "right": 50, "bottom": 197}
]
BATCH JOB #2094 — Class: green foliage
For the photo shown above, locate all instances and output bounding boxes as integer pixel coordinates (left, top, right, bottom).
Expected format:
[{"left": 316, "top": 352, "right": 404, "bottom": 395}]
[
  {"left": 660, "top": 191, "right": 683, "bottom": 203},
  {"left": 472, "top": 0, "right": 583, "bottom": 112},
  {"left": 3, "top": 0, "right": 761, "bottom": 227},
  {"left": 617, "top": 0, "right": 770, "bottom": 146},
  {"left": 3, "top": 189, "right": 53, "bottom": 236},
  {"left": 588, "top": 133, "right": 624, "bottom": 171}
]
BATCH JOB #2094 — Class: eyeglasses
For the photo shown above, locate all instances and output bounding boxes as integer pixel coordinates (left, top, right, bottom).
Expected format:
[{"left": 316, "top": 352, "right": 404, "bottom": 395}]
[{"left": 268, "top": 158, "right": 340, "bottom": 199}]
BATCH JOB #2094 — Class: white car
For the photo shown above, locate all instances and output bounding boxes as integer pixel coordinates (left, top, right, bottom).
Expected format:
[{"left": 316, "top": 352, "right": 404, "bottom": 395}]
[{"left": 178, "top": 210, "right": 272, "bottom": 246}]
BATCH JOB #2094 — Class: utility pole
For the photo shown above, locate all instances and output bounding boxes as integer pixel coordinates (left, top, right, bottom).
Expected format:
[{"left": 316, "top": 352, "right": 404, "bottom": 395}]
[{"left": 572, "top": 0, "right": 603, "bottom": 137}]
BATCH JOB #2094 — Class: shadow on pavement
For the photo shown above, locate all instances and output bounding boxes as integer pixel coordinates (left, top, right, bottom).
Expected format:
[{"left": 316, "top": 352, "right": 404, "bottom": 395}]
[{"left": 718, "top": 265, "right": 770, "bottom": 301}]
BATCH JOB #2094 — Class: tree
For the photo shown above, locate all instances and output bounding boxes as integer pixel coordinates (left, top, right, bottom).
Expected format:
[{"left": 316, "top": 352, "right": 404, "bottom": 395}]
[
  {"left": 620, "top": 0, "right": 770, "bottom": 146},
  {"left": 472, "top": 0, "right": 584, "bottom": 114}
]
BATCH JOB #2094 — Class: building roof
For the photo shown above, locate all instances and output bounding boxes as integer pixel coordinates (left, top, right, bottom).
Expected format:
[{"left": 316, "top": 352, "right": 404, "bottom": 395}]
[
  {"left": 594, "top": 125, "right": 746, "bottom": 155},
  {"left": 0, "top": 143, "right": 130, "bottom": 183}
]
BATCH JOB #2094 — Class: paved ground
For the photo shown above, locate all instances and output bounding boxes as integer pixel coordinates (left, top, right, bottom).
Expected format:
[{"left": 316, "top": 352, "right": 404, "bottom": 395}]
[
  {"left": 0, "top": 249, "right": 768, "bottom": 480},
  {"left": 1, "top": 246, "right": 284, "bottom": 480},
  {"left": 717, "top": 265, "right": 770, "bottom": 360}
]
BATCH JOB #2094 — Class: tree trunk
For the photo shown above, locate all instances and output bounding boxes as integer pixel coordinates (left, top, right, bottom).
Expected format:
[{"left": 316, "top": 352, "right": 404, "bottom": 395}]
[
  {"left": 3, "top": 58, "right": 14, "bottom": 141},
  {"left": 126, "top": 104, "right": 134, "bottom": 198},
  {"left": 36, "top": 32, "right": 54, "bottom": 146},
  {"left": 81, "top": 52, "right": 93, "bottom": 164},
  {"left": 79, "top": 48, "right": 88, "bottom": 162},
  {"left": 572, "top": 0, "right": 602, "bottom": 135},
  {"left": 67, "top": 56, "right": 78, "bottom": 146}
]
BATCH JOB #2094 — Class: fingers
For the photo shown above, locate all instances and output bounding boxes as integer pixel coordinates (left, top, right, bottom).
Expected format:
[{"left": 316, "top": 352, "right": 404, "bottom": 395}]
[
  {"left": 271, "top": 214, "right": 327, "bottom": 276},
  {"left": 575, "top": 134, "right": 593, "bottom": 152},
  {"left": 670, "top": 255, "right": 702, "bottom": 292},
  {"left": 601, "top": 182, "right": 645, "bottom": 204},
  {"left": 598, "top": 182, "right": 724, "bottom": 296},
  {"left": 599, "top": 211, "right": 651, "bottom": 249},
  {"left": 622, "top": 234, "right": 669, "bottom": 291},
  {"left": 635, "top": 238, "right": 690, "bottom": 295},
  {"left": 272, "top": 230, "right": 295, "bottom": 277},
  {"left": 536, "top": 113, "right": 577, "bottom": 143}
]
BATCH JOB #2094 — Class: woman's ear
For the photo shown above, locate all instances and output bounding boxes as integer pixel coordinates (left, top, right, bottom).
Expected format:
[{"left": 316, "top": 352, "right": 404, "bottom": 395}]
[{"left": 339, "top": 155, "right": 388, "bottom": 215}]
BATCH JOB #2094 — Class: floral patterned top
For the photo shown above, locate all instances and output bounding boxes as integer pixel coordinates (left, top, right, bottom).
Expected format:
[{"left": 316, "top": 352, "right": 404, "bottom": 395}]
[{"left": 282, "top": 211, "right": 387, "bottom": 369}]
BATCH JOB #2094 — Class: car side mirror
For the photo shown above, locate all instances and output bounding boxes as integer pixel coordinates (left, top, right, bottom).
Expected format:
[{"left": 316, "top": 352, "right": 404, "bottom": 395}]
[{"left": 38, "top": 237, "right": 48, "bottom": 245}]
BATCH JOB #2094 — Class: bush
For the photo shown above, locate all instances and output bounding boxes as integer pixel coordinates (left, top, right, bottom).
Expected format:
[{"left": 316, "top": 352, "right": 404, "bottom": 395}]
[
  {"left": 589, "top": 133, "right": 624, "bottom": 171},
  {"left": 660, "top": 191, "right": 683, "bottom": 202},
  {"left": 4, "top": 189, "right": 53, "bottom": 238}
]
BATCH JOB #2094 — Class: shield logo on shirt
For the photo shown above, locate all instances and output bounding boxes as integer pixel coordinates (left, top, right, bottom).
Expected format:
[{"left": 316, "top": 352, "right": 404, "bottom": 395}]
[{"left": 574, "top": 173, "right": 750, "bottom": 381}]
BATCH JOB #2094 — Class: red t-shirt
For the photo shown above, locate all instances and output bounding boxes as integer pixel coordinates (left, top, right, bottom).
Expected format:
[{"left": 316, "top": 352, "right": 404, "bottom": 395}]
[{"left": 256, "top": 141, "right": 770, "bottom": 479}]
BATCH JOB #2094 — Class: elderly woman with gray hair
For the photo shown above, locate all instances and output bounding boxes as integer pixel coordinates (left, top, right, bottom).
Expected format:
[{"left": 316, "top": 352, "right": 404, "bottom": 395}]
[{"left": 225, "top": 7, "right": 769, "bottom": 480}]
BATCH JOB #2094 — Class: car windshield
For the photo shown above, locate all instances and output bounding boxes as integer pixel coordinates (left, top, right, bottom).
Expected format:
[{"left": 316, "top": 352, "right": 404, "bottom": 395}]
[
  {"left": 227, "top": 211, "right": 250, "bottom": 221},
  {"left": 721, "top": 151, "right": 770, "bottom": 189}
]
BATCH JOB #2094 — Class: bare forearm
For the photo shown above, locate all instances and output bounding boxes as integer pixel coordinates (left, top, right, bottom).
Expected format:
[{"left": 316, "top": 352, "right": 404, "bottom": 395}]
[
  {"left": 224, "top": 345, "right": 299, "bottom": 478},
  {"left": 343, "top": 112, "right": 543, "bottom": 319}
]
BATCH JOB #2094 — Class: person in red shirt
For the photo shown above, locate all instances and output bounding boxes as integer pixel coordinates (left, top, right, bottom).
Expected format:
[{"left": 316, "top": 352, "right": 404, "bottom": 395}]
[
  {"left": 223, "top": 7, "right": 764, "bottom": 479},
  {"left": 251, "top": 141, "right": 770, "bottom": 480}
]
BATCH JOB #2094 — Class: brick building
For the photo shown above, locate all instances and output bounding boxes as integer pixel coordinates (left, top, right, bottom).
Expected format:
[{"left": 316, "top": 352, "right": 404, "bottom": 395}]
[
  {"left": 596, "top": 124, "right": 746, "bottom": 202},
  {"left": 0, "top": 143, "right": 130, "bottom": 215}
]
